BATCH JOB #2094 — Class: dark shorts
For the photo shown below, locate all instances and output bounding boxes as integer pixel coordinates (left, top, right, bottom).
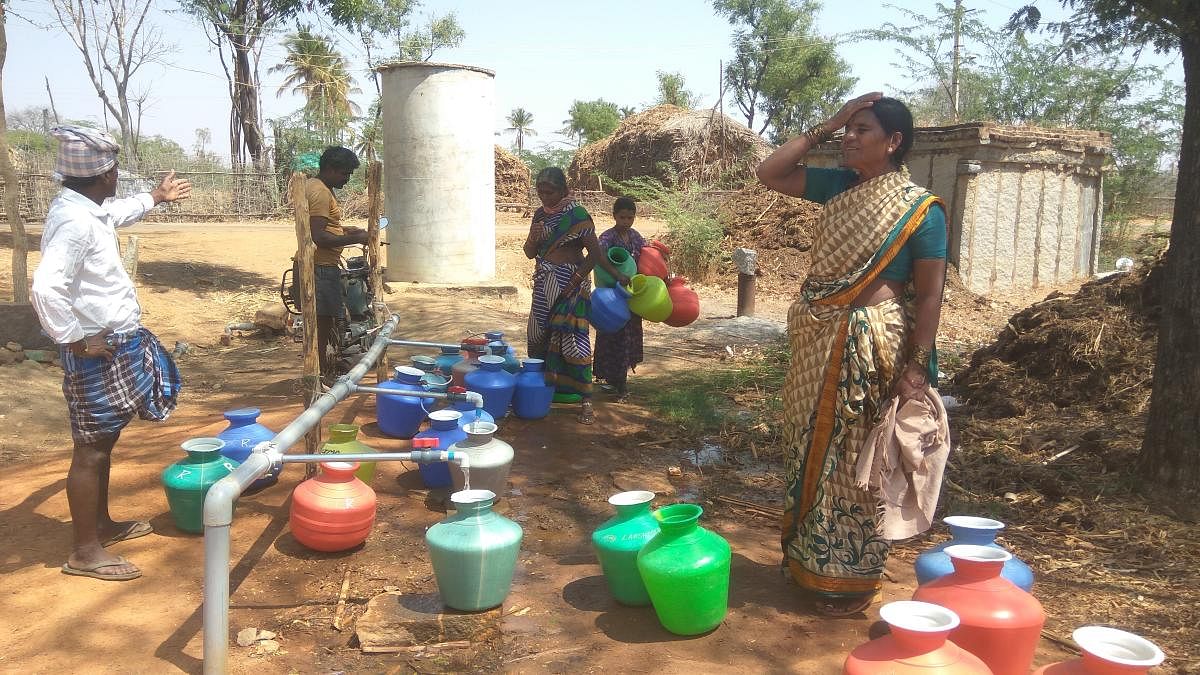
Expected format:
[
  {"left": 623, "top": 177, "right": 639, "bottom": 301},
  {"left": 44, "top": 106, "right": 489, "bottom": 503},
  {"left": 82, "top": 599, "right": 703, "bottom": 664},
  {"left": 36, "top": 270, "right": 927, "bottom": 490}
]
[{"left": 292, "top": 263, "right": 345, "bottom": 318}]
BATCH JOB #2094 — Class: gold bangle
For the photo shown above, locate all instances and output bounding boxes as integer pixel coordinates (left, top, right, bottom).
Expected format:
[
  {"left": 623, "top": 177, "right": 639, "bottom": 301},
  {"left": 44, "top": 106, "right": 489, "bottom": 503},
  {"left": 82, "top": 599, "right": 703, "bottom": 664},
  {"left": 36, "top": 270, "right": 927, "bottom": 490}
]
[
  {"left": 804, "top": 124, "right": 830, "bottom": 144},
  {"left": 909, "top": 344, "right": 932, "bottom": 369}
]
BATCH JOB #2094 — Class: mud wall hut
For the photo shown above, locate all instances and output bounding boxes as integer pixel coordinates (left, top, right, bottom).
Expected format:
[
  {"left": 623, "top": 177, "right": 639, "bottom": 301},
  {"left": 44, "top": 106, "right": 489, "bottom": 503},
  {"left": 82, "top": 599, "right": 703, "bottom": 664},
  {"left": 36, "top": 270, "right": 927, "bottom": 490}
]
[{"left": 808, "top": 124, "right": 1111, "bottom": 295}]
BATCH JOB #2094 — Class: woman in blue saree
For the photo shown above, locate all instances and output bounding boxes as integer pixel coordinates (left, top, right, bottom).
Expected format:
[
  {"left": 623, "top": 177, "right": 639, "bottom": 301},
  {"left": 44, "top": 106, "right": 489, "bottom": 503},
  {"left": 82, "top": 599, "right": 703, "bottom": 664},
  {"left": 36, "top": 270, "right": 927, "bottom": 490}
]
[
  {"left": 757, "top": 95, "right": 949, "bottom": 616},
  {"left": 523, "top": 167, "right": 629, "bottom": 424}
]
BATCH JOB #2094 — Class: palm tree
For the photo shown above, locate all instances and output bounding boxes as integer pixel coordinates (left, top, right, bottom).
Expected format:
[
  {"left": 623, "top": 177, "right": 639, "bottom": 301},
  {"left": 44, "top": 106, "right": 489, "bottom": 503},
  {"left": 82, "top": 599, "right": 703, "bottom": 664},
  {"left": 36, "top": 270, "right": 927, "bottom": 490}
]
[
  {"left": 505, "top": 107, "right": 536, "bottom": 154},
  {"left": 271, "top": 26, "right": 362, "bottom": 142}
]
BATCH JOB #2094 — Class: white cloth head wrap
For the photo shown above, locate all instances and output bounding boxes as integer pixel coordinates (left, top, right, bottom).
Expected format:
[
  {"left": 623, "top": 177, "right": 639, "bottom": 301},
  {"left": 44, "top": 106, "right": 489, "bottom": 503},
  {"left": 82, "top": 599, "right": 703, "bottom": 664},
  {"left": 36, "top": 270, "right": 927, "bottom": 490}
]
[{"left": 51, "top": 125, "right": 120, "bottom": 178}]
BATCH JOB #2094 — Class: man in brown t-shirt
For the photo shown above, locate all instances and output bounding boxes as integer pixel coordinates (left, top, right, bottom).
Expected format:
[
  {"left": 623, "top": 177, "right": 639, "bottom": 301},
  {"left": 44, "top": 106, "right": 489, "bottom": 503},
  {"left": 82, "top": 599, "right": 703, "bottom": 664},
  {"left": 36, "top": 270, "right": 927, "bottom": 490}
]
[{"left": 303, "top": 146, "right": 368, "bottom": 380}]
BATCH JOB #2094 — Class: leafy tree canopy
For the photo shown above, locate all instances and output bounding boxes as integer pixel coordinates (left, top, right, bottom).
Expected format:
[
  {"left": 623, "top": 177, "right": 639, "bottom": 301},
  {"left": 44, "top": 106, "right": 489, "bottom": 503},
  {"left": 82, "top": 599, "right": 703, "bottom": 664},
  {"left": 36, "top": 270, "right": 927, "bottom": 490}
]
[
  {"left": 562, "top": 99, "right": 621, "bottom": 146},
  {"left": 714, "top": 0, "right": 855, "bottom": 143},
  {"left": 655, "top": 71, "right": 701, "bottom": 108}
]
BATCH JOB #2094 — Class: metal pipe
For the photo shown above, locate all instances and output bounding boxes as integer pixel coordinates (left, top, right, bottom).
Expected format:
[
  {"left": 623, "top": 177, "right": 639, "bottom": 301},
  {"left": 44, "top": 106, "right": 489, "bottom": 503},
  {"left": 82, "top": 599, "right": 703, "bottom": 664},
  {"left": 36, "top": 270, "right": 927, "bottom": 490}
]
[{"left": 202, "top": 314, "right": 399, "bottom": 674}]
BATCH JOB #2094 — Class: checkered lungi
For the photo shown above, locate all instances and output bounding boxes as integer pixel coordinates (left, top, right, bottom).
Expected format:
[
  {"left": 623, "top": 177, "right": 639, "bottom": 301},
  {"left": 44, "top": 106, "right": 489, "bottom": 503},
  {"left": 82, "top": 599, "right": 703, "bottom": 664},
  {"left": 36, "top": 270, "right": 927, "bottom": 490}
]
[{"left": 60, "top": 328, "right": 182, "bottom": 444}]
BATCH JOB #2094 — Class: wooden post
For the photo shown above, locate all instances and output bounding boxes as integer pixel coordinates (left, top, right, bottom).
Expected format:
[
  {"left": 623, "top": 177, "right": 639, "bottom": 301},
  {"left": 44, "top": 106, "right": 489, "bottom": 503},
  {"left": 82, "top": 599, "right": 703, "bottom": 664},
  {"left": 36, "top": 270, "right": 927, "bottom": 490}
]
[
  {"left": 365, "top": 160, "right": 388, "bottom": 384},
  {"left": 733, "top": 247, "right": 757, "bottom": 318},
  {"left": 290, "top": 173, "right": 322, "bottom": 467}
]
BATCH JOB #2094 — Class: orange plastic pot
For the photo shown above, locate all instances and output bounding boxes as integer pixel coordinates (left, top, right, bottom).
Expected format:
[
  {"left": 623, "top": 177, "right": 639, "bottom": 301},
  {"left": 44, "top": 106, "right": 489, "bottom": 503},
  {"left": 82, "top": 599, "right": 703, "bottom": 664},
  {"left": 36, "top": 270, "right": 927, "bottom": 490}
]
[
  {"left": 289, "top": 461, "right": 377, "bottom": 552},
  {"left": 913, "top": 545, "right": 1045, "bottom": 675},
  {"left": 844, "top": 601, "right": 992, "bottom": 674},
  {"left": 664, "top": 276, "right": 700, "bottom": 327},
  {"left": 637, "top": 240, "right": 670, "bottom": 279},
  {"left": 1031, "top": 626, "right": 1164, "bottom": 674}
]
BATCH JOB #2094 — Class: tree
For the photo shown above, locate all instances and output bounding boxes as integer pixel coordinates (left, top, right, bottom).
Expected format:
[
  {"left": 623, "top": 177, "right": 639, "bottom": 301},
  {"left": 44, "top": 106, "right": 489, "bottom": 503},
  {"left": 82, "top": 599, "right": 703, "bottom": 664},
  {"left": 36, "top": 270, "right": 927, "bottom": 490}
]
[
  {"left": 397, "top": 12, "right": 465, "bottom": 61},
  {"left": 620, "top": 106, "right": 638, "bottom": 119},
  {"left": 0, "top": 4, "right": 29, "bottom": 304},
  {"left": 518, "top": 146, "right": 576, "bottom": 175},
  {"left": 49, "top": 0, "right": 172, "bottom": 163},
  {"left": 561, "top": 99, "right": 621, "bottom": 146},
  {"left": 354, "top": 97, "right": 383, "bottom": 162},
  {"left": 1012, "top": 1, "right": 1200, "bottom": 520},
  {"left": 714, "top": 0, "right": 855, "bottom": 142},
  {"left": 193, "top": 128, "right": 212, "bottom": 159},
  {"left": 270, "top": 27, "right": 361, "bottom": 143},
  {"left": 505, "top": 107, "right": 536, "bottom": 154},
  {"left": 655, "top": 70, "right": 701, "bottom": 108},
  {"left": 324, "top": 0, "right": 414, "bottom": 94}
]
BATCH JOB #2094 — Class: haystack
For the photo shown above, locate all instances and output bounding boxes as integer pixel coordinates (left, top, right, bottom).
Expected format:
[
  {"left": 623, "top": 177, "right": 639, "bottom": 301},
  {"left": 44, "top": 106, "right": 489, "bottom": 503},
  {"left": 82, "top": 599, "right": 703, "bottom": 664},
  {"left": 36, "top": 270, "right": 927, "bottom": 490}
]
[
  {"left": 568, "top": 105, "right": 771, "bottom": 192},
  {"left": 495, "top": 145, "right": 530, "bottom": 207}
]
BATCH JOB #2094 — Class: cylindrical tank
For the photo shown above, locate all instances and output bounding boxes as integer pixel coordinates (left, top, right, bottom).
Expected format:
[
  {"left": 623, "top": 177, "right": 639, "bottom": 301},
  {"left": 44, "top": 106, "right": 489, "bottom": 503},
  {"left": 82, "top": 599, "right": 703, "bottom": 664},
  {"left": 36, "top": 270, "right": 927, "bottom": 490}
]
[{"left": 379, "top": 62, "right": 496, "bottom": 283}]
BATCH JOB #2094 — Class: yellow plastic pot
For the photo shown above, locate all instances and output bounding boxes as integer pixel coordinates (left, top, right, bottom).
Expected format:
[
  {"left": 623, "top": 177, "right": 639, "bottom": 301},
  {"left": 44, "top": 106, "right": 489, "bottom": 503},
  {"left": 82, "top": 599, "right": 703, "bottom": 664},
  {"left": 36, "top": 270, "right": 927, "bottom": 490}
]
[{"left": 626, "top": 274, "right": 673, "bottom": 322}]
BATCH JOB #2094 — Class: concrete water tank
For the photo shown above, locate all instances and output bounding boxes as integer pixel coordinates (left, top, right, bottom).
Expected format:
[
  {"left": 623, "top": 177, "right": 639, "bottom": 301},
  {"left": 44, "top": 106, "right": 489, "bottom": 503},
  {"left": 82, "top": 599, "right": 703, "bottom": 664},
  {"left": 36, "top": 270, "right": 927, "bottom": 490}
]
[{"left": 378, "top": 62, "right": 496, "bottom": 283}]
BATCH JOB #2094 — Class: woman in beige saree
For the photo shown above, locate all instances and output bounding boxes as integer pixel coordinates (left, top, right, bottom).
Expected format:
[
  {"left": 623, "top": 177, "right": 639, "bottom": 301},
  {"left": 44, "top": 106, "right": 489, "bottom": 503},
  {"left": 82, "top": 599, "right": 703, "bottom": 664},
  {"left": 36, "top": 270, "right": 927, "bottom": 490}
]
[{"left": 757, "top": 94, "right": 948, "bottom": 616}]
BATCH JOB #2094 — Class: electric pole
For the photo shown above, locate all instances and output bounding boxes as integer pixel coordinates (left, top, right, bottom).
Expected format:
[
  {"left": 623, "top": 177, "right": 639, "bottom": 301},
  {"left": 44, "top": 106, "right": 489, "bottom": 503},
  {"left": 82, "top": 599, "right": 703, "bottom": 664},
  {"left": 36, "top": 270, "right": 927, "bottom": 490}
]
[{"left": 951, "top": 0, "right": 963, "bottom": 122}]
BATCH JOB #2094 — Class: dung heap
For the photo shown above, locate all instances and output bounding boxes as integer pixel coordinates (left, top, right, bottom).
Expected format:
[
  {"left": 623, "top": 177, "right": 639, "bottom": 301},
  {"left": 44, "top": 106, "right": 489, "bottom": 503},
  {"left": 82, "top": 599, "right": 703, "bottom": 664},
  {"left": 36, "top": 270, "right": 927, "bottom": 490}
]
[
  {"left": 494, "top": 145, "right": 531, "bottom": 208},
  {"left": 712, "top": 182, "right": 822, "bottom": 292},
  {"left": 568, "top": 105, "right": 771, "bottom": 191}
]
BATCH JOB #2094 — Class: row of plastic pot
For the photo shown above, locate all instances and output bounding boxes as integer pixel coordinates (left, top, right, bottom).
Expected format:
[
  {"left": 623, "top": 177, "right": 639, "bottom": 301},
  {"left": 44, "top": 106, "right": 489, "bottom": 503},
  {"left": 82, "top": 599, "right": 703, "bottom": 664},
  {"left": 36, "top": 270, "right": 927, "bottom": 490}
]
[
  {"left": 593, "top": 240, "right": 671, "bottom": 288},
  {"left": 591, "top": 491, "right": 732, "bottom": 635},
  {"left": 591, "top": 275, "right": 700, "bottom": 332},
  {"left": 850, "top": 514, "right": 1163, "bottom": 674},
  {"left": 848, "top": 542, "right": 1164, "bottom": 674}
]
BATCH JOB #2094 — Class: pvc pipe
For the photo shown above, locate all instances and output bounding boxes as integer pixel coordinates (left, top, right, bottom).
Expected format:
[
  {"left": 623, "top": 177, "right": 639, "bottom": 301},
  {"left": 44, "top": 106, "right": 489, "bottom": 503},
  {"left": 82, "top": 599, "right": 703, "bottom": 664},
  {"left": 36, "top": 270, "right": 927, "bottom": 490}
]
[
  {"left": 387, "top": 339, "right": 459, "bottom": 350},
  {"left": 349, "top": 383, "right": 485, "bottom": 409},
  {"left": 279, "top": 450, "right": 465, "bottom": 464},
  {"left": 202, "top": 314, "right": 399, "bottom": 674}
]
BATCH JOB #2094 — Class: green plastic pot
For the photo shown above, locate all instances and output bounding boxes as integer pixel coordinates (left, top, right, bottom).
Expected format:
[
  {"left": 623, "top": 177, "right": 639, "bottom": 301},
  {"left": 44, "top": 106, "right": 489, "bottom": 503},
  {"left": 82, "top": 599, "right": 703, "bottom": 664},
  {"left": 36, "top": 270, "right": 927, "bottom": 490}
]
[
  {"left": 626, "top": 274, "right": 673, "bottom": 322},
  {"left": 162, "top": 437, "right": 238, "bottom": 534},
  {"left": 637, "top": 503, "right": 731, "bottom": 635},
  {"left": 593, "top": 246, "right": 637, "bottom": 289},
  {"left": 425, "top": 489, "right": 524, "bottom": 611},
  {"left": 320, "top": 424, "right": 376, "bottom": 483},
  {"left": 592, "top": 490, "right": 659, "bottom": 605}
]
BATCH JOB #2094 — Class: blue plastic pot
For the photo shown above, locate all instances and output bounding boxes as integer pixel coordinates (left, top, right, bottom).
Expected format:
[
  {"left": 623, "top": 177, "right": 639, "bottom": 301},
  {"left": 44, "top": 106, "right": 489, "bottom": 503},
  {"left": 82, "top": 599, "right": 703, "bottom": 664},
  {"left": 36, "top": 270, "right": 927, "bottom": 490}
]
[
  {"left": 914, "top": 515, "right": 1035, "bottom": 591},
  {"left": 590, "top": 284, "right": 632, "bottom": 334},
  {"left": 376, "top": 366, "right": 435, "bottom": 439},
  {"left": 413, "top": 410, "right": 467, "bottom": 488},
  {"left": 216, "top": 408, "right": 280, "bottom": 490},
  {"left": 465, "top": 355, "right": 516, "bottom": 421},
  {"left": 513, "top": 359, "right": 554, "bottom": 420}
]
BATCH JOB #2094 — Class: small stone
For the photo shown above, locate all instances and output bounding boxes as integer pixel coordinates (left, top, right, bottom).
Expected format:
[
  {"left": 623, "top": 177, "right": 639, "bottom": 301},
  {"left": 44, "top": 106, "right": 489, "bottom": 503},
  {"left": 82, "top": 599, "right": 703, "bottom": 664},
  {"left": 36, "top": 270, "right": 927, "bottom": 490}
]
[
  {"left": 257, "top": 639, "right": 280, "bottom": 654},
  {"left": 4, "top": 341, "right": 21, "bottom": 352},
  {"left": 254, "top": 303, "right": 289, "bottom": 331},
  {"left": 258, "top": 630, "right": 277, "bottom": 640},
  {"left": 236, "top": 627, "right": 259, "bottom": 647},
  {"left": 23, "top": 350, "right": 54, "bottom": 363},
  {"left": 0, "top": 349, "right": 24, "bottom": 365}
]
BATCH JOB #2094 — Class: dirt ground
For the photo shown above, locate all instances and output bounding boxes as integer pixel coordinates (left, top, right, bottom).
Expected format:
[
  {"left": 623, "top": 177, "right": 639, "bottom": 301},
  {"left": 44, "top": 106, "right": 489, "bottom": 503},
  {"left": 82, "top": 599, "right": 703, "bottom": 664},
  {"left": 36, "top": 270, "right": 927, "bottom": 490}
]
[{"left": 0, "top": 211, "right": 1126, "bottom": 674}]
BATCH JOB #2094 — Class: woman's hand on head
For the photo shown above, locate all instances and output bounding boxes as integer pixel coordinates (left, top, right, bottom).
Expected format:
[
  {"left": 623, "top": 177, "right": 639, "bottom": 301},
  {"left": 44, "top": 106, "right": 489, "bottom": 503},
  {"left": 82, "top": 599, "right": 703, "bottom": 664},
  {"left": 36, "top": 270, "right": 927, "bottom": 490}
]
[{"left": 828, "top": 92, "right": 884, "bottom": 133}]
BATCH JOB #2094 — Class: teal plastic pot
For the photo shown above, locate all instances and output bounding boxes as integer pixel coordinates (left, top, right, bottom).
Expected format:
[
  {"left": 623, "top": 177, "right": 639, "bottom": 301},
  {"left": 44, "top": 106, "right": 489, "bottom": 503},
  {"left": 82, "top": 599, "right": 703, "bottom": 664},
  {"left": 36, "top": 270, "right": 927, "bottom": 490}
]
[
  {"left": 594, "top": 246, "right": 637, "bottom": 288},
  {"left": 592, "top": 491, "right": 659, "bottom": 606},
  {"left": 637, "top": 503, "right": 731, "bottom": 635},
  {"left": 425, "top": 489, "right": 524, "bottom": 611},
  {"left": 162, "top": 438, "right": 239, "bottom": 534}
]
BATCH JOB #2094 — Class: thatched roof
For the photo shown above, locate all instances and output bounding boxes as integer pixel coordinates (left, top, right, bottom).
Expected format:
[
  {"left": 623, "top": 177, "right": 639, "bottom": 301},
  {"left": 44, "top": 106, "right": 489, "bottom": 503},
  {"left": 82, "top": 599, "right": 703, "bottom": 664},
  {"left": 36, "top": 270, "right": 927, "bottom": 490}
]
[{"left": 568, "top": 105, "right": 771, "bottom": 192}]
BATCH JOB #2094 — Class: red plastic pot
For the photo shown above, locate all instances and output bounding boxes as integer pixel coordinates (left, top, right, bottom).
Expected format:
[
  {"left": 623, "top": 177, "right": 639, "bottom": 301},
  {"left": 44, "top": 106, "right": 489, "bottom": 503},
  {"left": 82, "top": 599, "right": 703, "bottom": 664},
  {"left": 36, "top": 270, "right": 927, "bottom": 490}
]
[
  {"left": 913, "top": 545, "right": 1045, "bottom": 675},
  {"left": 664, "top": 276, "right": 700, "bottom": 327},
  {"left": 1031, "top": 626, "right": 1165, "bottom": 674},
  {"left": 290, "top": 461, "right": 377, "bottom": 552},
  {"left": 844, "top": 601, "right": 992, "bottom": 674},
  {"left": 637, "top": 240, "right": 670, "bottom": 279}
]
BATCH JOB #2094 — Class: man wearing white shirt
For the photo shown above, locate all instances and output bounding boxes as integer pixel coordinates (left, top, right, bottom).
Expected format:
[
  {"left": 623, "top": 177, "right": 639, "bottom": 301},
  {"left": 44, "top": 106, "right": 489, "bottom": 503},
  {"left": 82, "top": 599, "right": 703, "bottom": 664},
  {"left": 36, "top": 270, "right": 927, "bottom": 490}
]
[{"left": 31, "top": 125, "right": 191, "bottom": 581}]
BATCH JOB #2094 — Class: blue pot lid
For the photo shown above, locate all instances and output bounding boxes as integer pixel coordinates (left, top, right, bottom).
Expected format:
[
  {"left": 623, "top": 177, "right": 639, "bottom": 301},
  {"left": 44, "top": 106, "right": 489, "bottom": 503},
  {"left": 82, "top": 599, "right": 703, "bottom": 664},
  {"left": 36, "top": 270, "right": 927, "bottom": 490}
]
[{"left": 393, "top": 365, "right": 424, "bottom": 381}]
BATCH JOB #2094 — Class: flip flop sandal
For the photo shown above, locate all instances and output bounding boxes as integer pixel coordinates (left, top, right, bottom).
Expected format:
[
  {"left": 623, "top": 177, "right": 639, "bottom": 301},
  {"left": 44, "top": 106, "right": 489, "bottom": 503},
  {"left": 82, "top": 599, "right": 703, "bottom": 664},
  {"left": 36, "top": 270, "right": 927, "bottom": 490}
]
[
  {"left": 101, "top": 520, "right": 153, "bottom": 547},
  {"left": 814, "top": 593, "right": 877, "bottom": 618},
  {"left": 578, "top": 403, "right": 595, "bottom": 425},
  {"left": 62, "top": 557, "right": 142, "bottom": 581}
]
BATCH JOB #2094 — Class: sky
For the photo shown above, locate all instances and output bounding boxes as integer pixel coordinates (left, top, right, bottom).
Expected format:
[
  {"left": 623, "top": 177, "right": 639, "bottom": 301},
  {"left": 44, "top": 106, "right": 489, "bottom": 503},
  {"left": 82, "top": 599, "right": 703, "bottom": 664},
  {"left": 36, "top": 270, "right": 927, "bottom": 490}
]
[{"left": 4, "top": 0, "right": 1185, "bottom": 160}]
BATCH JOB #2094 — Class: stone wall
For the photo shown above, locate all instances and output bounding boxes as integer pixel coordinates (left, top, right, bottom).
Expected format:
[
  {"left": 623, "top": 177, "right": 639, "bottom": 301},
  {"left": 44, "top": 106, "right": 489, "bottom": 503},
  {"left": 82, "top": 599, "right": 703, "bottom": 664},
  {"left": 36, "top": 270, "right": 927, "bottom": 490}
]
[{"left": 808, "top": 123, "right": 1112, "bottom": 294}]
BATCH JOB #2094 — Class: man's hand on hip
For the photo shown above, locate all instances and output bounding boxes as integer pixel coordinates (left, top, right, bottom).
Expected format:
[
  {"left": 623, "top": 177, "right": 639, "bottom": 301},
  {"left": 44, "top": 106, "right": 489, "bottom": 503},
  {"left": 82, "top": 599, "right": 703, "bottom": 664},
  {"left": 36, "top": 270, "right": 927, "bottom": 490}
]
[{"left": 70, "top": 329, "right": 115, "bottom": 360}]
